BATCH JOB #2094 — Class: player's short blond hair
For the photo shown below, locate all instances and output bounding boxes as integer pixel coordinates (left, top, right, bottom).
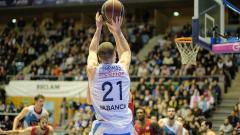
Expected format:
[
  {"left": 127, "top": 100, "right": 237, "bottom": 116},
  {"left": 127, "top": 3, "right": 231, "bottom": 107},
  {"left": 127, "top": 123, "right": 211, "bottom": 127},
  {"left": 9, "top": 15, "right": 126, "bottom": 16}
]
[{"left": 97, "top": 42, "right": 115, "bottom": 62}]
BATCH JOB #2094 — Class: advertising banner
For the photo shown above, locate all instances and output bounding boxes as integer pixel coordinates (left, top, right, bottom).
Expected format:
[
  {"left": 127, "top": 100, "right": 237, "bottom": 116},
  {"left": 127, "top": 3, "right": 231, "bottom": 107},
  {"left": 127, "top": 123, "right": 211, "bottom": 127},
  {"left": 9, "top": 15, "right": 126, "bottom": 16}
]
[
  {"left": 5, "top": 81, "right": 88, "bottom": 97},
  {"left": 212, "top": 42, "right": 240, "bottom": 54}
]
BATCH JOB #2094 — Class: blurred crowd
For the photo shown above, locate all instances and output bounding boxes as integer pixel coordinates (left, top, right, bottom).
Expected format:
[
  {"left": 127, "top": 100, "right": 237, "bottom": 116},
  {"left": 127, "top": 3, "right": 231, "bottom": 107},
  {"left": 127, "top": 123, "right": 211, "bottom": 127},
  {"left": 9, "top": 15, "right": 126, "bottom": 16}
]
[
  {"left": 0, "top": 100, "right": 24, "bottom": 131},
  {"left": 0, "top": 17, "right": 67, "bottom": 83},
  {"left": 21, "top": 17, "right": 154, "bottom": 81}
]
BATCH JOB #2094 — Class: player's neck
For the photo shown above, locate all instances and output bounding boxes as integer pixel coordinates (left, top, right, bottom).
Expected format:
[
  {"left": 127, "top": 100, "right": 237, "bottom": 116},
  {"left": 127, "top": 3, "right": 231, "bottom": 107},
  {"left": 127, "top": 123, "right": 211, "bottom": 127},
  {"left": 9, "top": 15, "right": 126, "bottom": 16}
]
[
  {"left": 168, "top": 118, "right": 175, "bottom": 126},
  {"left": 34, "top": 105, "right": 42, "bottom": 114}
]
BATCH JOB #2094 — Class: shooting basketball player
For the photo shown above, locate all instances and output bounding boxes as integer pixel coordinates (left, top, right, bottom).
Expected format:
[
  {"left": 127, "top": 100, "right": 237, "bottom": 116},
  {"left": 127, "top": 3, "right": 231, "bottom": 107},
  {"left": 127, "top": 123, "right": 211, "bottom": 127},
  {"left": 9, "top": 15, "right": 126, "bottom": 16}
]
[
  {"left": 0, "top": 115, "right": 54, "bottom": 135},
  {"left": 158, "top": 106, "right": 183, "bottom": 135},
  {"left": 13, "top": 94, "right": 48, "bottom": 130},
  {"left": 87, "top": 12, "right": 134, "bottom": 135}
]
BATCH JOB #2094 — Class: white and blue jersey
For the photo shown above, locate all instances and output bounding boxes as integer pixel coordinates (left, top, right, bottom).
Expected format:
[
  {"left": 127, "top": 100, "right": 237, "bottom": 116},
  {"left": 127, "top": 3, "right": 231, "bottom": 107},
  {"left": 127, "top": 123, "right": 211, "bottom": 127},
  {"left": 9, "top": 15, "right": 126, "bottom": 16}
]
[
  {"left": 89, "top": 63, "right": 133, "bottom": 135},
  {"left": 162, "top": 118, "right": 180, "bottom": 135},
  {"left": 23, "top": 105, "right": 48, "bottom": 128}
]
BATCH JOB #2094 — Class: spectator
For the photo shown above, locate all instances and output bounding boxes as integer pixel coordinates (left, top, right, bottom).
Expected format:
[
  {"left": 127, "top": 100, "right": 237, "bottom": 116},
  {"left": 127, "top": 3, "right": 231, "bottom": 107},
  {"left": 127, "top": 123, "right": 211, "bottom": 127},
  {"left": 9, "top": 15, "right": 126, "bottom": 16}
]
[
  {"left": 219, "top": 118, "right": 233, "bottom": 135},
  {"left": 228, "top": 111, "right": 239, "bottom": 128},
  {"left": 199, "top": 120, "right": 216, "bottom": 135},
  {"left": 192, "top": 102, "right": 202, "bottom": 117},
  {"left": 190, "top": 90, "right": 200, "bottom": 108},
  {"left": 177, "top": 116, "right": 189, "bottom": 135},
  {"left": 0, "top": 116, "right": 12, "bottom": 130},
  {"left": 59, "top": 97, "right": 68, "bottom": 127},
  {"left": 137, "top": 62, "right": 148, "bottom": 77},
  {"left": 212, "top": 80, "right": 222, "bottom": 104},
  {"left": 0, "top": 101, "right": 5, "bottom": 112},
  {"left": 6, "top": 102, "right": 16, "bottom": 113}
]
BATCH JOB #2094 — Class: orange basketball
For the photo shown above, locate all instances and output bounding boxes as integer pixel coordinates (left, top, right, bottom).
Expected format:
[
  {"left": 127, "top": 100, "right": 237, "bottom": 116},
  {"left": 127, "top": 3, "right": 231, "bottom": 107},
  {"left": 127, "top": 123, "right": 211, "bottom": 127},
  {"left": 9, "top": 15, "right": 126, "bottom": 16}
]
[{"left": 101, "top": 0, "right": 124, "bottom": 23}]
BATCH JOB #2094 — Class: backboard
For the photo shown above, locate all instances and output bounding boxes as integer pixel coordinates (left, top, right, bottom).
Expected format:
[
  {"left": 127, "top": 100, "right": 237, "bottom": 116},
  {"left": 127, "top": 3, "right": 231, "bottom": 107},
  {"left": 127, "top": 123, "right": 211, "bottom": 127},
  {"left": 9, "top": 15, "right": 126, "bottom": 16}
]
[{"left": 192, "top": 0, "right": 225, "bottom": 51}]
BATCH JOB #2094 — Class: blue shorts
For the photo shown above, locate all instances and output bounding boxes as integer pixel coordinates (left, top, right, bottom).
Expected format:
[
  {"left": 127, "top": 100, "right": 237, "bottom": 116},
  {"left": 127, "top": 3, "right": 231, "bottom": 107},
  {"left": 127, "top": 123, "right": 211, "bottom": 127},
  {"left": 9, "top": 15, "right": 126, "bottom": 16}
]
[{"left": 89, "top": 120, "right": 135, "bottom": 135}]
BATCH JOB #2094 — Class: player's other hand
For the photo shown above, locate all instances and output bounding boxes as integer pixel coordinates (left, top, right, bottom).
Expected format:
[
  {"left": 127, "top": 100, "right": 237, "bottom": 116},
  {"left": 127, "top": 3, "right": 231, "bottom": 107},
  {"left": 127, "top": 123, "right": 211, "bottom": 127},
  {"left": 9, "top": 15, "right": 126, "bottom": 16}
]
[
  {"left": 106, "top": 16, "right": 123, "bottom": 34},
  {"left": 96, "top": 12, "right": 103, "bottom": 30}
]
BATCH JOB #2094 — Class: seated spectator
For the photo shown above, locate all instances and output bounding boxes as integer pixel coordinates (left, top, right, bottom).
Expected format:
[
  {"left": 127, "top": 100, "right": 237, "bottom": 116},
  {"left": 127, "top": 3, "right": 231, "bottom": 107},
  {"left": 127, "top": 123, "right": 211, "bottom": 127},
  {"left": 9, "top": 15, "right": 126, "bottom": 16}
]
[
  {"left": 219, "top": 118, "right": 233, "bottom": 135},
  {"left": 0, "top": 116, "right": 12, "bottom": 130},
  {"left": 192, "top": 102, "right": 202, "bottom": 117},
  {"left": 0, "top": 101, "right": 5, "bottom": 112},
  {"left": 190, "top": 90, "right": 200, "bottom": 108},
  {"left": 228, "top": 111, "right": 239, "bottom": 128}
]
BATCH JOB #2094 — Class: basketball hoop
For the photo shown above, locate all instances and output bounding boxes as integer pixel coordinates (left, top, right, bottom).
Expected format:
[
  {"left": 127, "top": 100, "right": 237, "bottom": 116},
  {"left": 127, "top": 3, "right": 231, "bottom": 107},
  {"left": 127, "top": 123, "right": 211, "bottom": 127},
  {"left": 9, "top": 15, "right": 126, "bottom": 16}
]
[{"left": 175, "top": 37, "right": 200, "bottom": 65}]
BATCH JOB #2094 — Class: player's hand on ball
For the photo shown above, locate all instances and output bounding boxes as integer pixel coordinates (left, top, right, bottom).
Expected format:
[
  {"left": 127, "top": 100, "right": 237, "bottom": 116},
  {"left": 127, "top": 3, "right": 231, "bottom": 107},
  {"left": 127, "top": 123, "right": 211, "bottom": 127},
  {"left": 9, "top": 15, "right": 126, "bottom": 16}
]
[
  {"left": 106, "top": 16, "right": 123, "bottom": 34},
  {"left": 96, "top": 12, "right": 103, "bottom": 29}
]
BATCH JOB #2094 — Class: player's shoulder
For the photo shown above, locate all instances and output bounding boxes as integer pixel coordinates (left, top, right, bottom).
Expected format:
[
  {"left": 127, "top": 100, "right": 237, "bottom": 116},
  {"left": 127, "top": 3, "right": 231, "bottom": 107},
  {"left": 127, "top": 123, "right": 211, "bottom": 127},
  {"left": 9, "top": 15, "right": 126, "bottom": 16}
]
[{"left": 23, "top": 106, "right": 31, "bottom": 112}]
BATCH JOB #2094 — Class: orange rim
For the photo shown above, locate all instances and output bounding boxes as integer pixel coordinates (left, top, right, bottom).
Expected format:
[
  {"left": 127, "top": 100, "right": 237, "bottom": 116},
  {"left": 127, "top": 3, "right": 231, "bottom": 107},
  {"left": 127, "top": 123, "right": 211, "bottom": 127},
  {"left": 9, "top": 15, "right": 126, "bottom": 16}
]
[{"left": 175, "top": 37, "right": 192, "bottom": 44}]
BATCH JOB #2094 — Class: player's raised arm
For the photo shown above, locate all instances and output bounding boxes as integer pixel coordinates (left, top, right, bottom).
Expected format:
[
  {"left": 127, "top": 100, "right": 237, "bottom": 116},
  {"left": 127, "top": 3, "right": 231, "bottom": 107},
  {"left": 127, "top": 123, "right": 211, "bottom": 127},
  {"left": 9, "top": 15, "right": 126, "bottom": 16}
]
[
  {"left": 87, "top": 12, "right": 103, "bottom": 74},
  {"left": 13, "top": 107, "right": 29, "bottom": 130},
  {"left": 86, "top": 12, "right": 103, "bottom": 104},
  {"left": 106, "top": 17, "right": 131, "bottom": 71}
]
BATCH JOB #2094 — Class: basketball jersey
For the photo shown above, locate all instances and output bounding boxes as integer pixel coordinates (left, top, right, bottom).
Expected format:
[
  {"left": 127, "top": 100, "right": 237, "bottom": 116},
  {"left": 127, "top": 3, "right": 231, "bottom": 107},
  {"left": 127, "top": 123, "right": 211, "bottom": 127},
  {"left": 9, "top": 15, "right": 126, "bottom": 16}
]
[
  {"left": 162, "top": 118, "right": 180, "bottom": 135},
  {"left": 89, "top": 63, "right": 132, "bottom": 127},
  {"left": 134, "top": 119, "right": 152, "bottom": 135},
  {"left": 31, "top": 126, "right": 49, "bottom": 135},
  {"left": 24, "top": 105, "right": 48, "bottom": 128}
]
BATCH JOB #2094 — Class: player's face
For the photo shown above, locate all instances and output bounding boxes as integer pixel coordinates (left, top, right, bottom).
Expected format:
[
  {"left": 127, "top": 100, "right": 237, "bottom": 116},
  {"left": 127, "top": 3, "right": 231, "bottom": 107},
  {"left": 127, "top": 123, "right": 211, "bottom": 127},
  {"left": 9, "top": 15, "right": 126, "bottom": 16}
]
[
  {"left": 40, "top": 119, "right": 48, "bottom": 130},
  {"left": 36, "top": 98, "right": 44, "bottom": 108},
  {"left": 136, "top": 109, "right": 145, "bottom": 121},
  {"left": 167, "top": 108, "right": 175, "bottom": 120}
]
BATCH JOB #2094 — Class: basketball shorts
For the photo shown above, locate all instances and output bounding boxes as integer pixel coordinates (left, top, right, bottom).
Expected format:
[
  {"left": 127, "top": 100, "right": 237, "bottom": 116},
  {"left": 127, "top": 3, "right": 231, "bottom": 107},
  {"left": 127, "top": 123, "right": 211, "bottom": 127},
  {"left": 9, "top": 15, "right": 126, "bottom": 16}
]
[{"left": 89, "top": 120, "right": 135, "bottom": 135}]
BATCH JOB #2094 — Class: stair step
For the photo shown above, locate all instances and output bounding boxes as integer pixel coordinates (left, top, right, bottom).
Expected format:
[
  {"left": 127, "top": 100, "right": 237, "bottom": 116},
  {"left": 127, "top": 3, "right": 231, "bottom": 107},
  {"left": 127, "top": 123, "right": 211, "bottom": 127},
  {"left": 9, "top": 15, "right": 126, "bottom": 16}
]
[
  {"left": 216, "top": 105, "right": 234, "bottom": 109},
  {"left": 209, "top": 71, "right": 240, "bottom": 133},
  {"left": 220, "top": 99, "right": 238, "bottom": 103},
  {"left": 212, "top": 113, "right": 231, "bottom": 118},
  {"left": 214, "top": 109, "right": 232, "bottom": 114},
  {"left": 211, "top": 116, "right": 227, "bottom": 121}
]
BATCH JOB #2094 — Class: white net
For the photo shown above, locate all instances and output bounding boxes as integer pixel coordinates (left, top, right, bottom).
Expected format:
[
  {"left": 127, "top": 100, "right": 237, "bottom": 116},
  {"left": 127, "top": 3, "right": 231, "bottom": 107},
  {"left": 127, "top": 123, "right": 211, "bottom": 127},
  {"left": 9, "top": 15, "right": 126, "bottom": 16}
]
[{"left": 175, "top": 38, "right": 200, "bottom": 65}]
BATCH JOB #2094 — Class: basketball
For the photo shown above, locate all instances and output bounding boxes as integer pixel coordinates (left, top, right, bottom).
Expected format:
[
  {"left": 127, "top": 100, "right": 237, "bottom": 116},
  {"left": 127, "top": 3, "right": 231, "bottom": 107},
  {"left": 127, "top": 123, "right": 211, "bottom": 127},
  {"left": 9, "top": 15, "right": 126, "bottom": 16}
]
[{"left": 101, "top": 0, "right": 124, "bottom": 23}]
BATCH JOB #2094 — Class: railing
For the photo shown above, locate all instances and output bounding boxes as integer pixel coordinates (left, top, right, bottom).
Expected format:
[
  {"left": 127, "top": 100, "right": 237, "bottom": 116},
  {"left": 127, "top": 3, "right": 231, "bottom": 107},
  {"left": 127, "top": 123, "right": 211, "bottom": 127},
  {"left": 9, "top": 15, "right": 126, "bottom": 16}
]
[
  {"left": 0, "top": 112, "right": 18, "bottom": 116},
  {"left": 6, "top": 74, "right": 225, "bottom": 82},
  {"left": 3, "top": 74, "right": 226, "bottom": 92}
]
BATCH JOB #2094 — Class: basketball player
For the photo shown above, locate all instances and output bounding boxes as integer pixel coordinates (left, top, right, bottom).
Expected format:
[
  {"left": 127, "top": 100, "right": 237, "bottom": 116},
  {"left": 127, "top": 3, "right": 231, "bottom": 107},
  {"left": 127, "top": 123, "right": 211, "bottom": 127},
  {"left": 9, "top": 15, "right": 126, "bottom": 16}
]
[
  {"left": 87, "top": 12, "right": 134, "bottom": 134},
  {"left": 13, "top": 94, "right": 48, "bottom": 130},
  {"left": 199, "top": 120, "right": 216, "bottom": 135},
  {"left": 134, "top": 107, "right": 152, "bottom": 135},
  {"left": 158, "top": 107, "right": 183, "bottom": 135},
  {"left": 0, "top": 115, "right": 54, "bottom": 135}
]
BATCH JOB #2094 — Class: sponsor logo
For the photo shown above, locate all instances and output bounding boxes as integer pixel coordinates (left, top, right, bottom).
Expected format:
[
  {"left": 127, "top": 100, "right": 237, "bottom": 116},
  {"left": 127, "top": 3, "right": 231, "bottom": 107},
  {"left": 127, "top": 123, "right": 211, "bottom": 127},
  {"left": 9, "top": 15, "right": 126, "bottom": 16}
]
[{"left": 232, "top": 43, "right": 240, "bottom": 52}]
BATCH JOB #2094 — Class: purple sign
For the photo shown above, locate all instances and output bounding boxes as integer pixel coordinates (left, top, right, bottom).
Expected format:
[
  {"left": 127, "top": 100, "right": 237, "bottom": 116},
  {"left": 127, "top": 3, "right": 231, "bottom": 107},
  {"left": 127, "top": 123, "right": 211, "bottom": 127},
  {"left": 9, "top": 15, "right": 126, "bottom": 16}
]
[{"left": 213, "top": 42, "right": 240, "bottom": 53}]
